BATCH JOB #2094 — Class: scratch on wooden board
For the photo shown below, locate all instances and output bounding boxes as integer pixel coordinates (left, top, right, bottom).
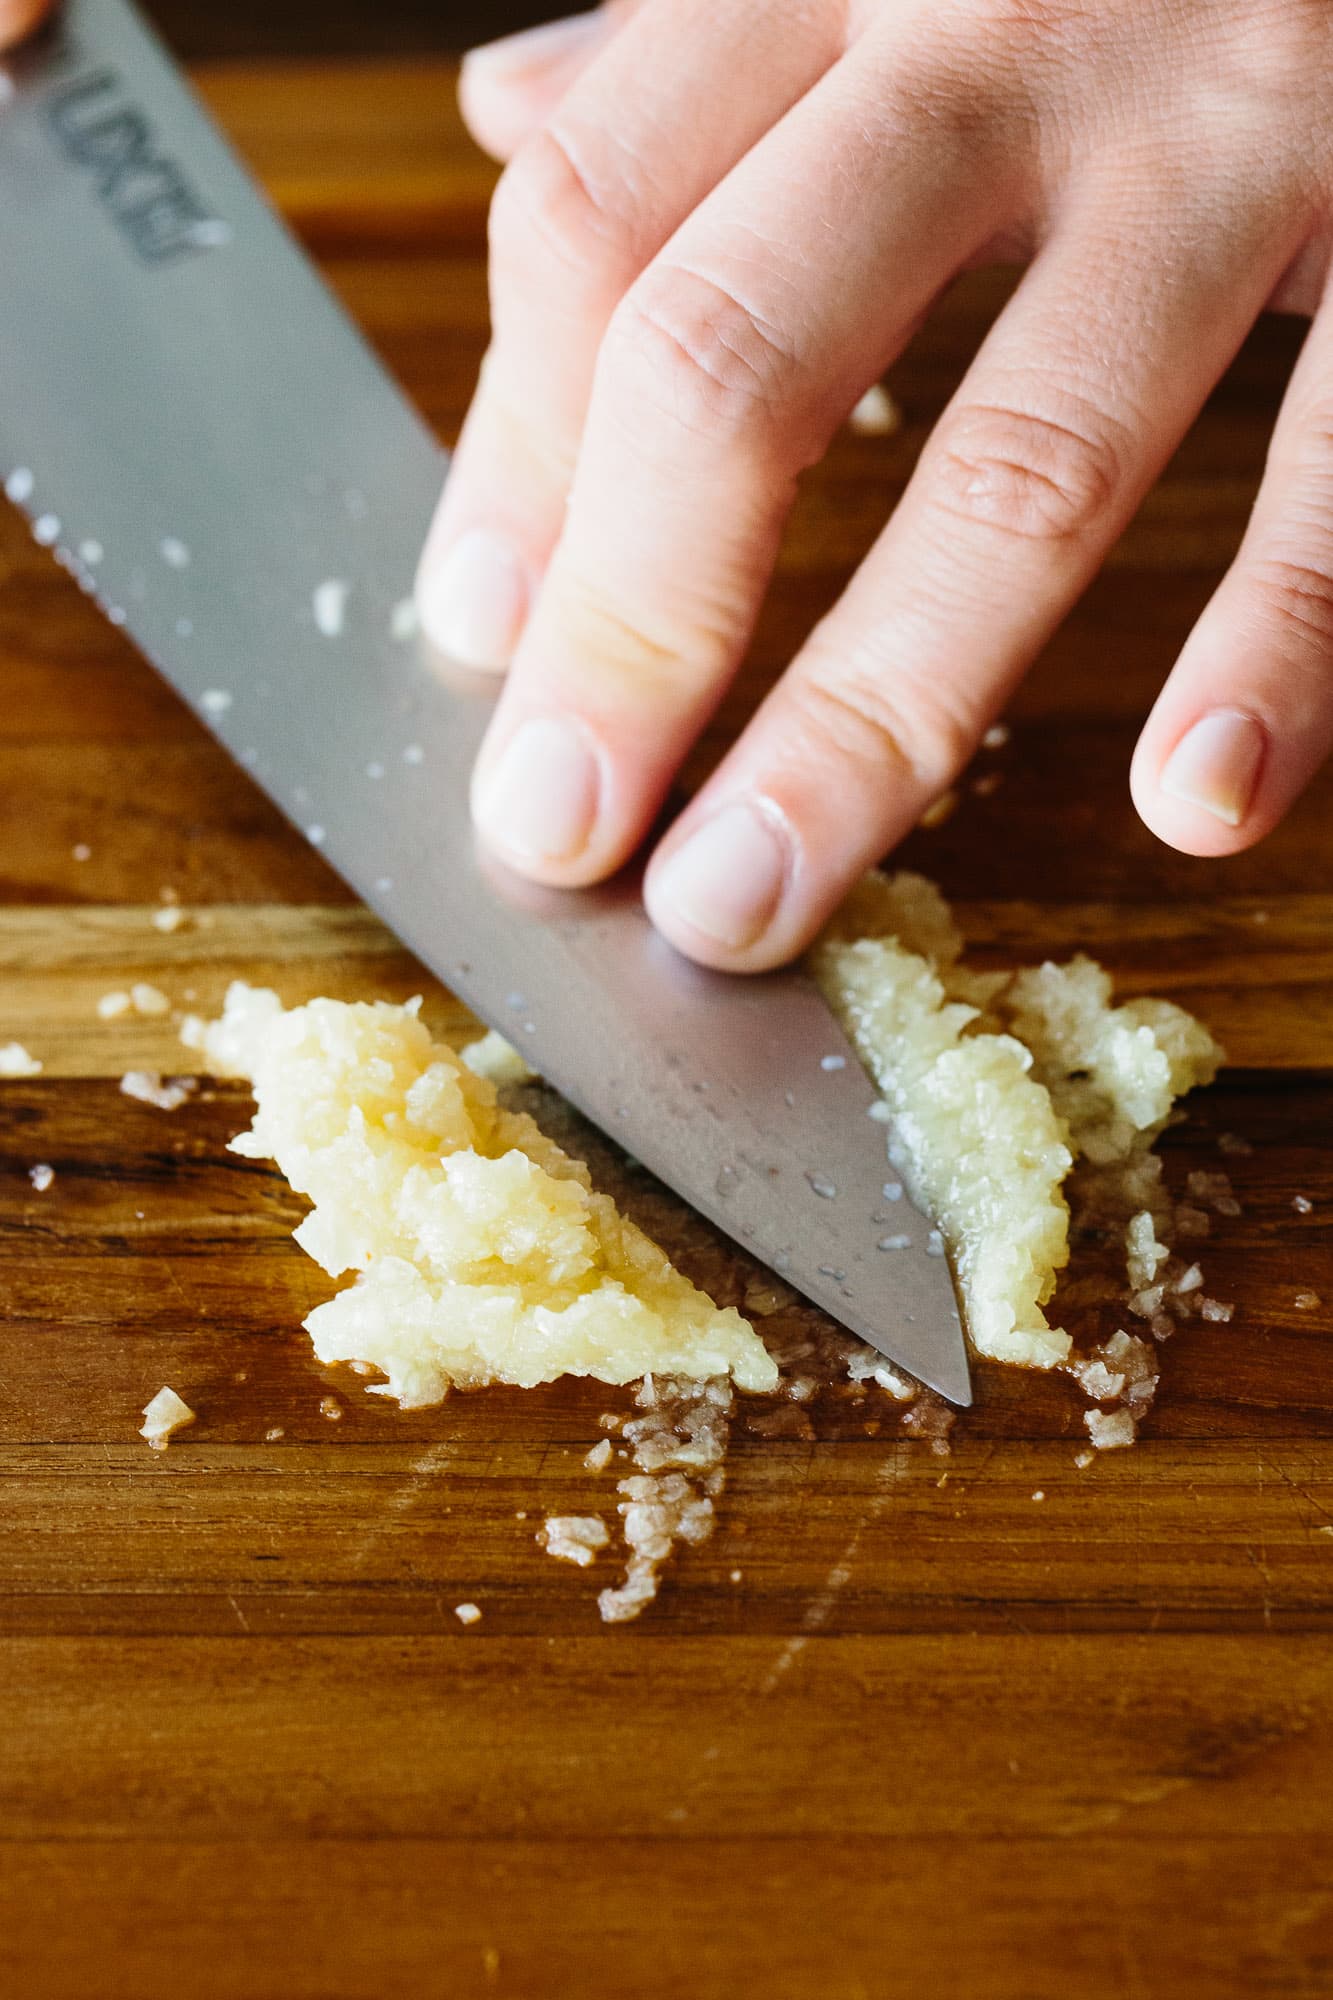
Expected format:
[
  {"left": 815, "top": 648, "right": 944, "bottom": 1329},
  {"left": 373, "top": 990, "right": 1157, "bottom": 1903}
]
[{"left": 348, "top": 1441, "right": 455, "bottom": 1571}]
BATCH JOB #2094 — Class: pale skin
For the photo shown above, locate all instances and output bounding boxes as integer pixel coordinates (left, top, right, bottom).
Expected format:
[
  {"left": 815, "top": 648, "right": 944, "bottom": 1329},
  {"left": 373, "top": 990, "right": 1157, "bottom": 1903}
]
[
  {"left": 413, "top": 0, "right": 1333, "bottom": 970},
  {"left": 13, "top": 3, "right": 1333, "bottom": 969}
]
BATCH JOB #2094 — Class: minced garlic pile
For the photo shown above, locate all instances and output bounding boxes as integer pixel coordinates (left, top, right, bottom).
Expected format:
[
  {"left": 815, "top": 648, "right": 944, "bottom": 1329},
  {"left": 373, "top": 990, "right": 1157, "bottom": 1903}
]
[
  {"left": 814, "top": 872, "right": 1223, "bottom": 1371},
  {"left": 184, "top": 983, "right": 777, "bottom": 1404}
]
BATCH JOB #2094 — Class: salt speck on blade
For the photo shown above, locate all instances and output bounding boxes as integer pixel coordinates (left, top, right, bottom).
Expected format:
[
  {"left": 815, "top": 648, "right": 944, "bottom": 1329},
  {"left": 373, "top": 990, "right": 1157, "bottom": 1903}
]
[
  {"left": 200, "top": 689, "right": 232, "bottom": 718},
  {"left": 883, "top": 1181, "right": 903, "bottom": 1200},
  {"left": 306, "top": 825, "right": 326, "bottom": 847},
  {"left": 5, "top": 467, "right": 33, "bottom": 503},
  {"left": 312, "top": 577, "right": 350, "bottom": 637},
  {"left": 79, "top": 539, "right": 103, "bottom": 565},
  {"left": 390, "top": 597, "right": 418, "bottom": 641},
  {"left": 374, "top": 876, "right": 393, "bottom": 893},
  {"left": 402, "top": 742, "right": 425, "bottom": 766},
  {"left": 32, "top": 514, "right": 59, "bottom": 546},
  {"left": 365, "top": 761, "right": 385, "bottom": 780},
  {"left": 878, "top": 1234, "right": 912, "bottom": 1251},
  {"left": 820, "top": 1054, "right": 847, "bottom": 1072},
  {"left": 187, "top": 218, "right": 232, "bottom": 247},
  {"left": 926, "top": 1229, "right": 946, "bottom": 1256},
  {"left": 159, "top": 537, "right": 190, "bottom": 568},
  {"left": 805, "top": 1172, "right": 837, "bottom": 1199}
]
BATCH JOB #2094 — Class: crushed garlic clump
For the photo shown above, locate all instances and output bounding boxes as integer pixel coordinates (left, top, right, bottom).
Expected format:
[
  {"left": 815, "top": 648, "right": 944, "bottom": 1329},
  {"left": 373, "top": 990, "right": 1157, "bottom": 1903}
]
[
  {"left": 188, "top": 983, "right": 777, "bottom": 1404},
  {"left": 816, "top": 872, "right": 1223, "bottom": 1371}
]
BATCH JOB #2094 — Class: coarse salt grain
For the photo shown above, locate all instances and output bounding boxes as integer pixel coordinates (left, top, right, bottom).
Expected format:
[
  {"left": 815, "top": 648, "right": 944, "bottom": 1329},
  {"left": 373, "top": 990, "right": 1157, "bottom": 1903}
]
[
  {"left": 140, "top": 1385, "right": 195, "bottom": 1450},
  {"left": 1074, "top": 1449, "right": 1095, "bottom": 1469},
  {"left": 319, "top": 1396, "right": 343, "bottom": 1421},
  {"left": 0, "top": 1043, "right": 41, "bottom": 1078},
  {"left": 1199, "top": 1298, "right": 1234, "bottom": 1322},
  {"left": 130, "top": 983, "right": 170, "bottom": 1017},
  {"left": 1296, "top": 1292, "right": 1322, "bottom": 1311},
  {"left": 199, "top": 689, "right": 232, "bottom": 719},
  {"left": 1085, "top": 1407, "right": 1136, "bottom": 1451},
  {"left": 28, "top": 1163, "right": 54, "bottom": 1192},
  {"left": 982, "top": 724, "right": 1011, "bottom": 750},
  {"left": 539, "top": 1515, "right": 611, "bottom": 1566},
  {"left": 1294, "top": 1195, "right": 1314, "bottom": 1216},
  {"left": 454, "top": 1603, "right": 482, "bottom": 1626},
  {"left": 120, "top": 1071, "right": 196, "bottom": 1112},
  {"left": 97, "top": 991, "right": 132, "bottom": 1020},
  {"left": 71, "top": 842, "right": 91, "bottom": 862},
  {"left": 584, "top": 1438, "right": 614, "bottom": 1472},
  {"left": 847, "top": 383, "right": 901, "bottom": 436},
  {"left": 152, "top": 905, "right": 188, "bottom": 933},
  {"left": 265, "top": 1427, "right": 285, "bottom": 1442}
]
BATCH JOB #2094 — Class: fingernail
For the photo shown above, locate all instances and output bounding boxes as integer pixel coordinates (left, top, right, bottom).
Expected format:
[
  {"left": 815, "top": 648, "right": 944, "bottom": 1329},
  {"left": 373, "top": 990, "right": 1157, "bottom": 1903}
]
[
  {"left": 652, "top": 802, "right": 788, "bottom": 951},
  {"left": 417, "top": 529, "right": 528, "bottom": 671},
  {"left": 465, "top": 11, "right": 605, "bottom": 80},
  {"left": 1159, "top": 709, "right": 1266, "bottom": 827},
  {"left": 475, "top": 716, "right": 600, "bottom": 864}
]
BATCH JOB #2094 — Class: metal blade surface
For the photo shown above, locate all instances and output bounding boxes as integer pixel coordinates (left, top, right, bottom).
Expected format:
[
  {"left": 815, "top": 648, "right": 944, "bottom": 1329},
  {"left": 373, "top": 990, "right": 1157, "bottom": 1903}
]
[{"left": 0, "top": 0, "right": 970, "bottom": 1402}]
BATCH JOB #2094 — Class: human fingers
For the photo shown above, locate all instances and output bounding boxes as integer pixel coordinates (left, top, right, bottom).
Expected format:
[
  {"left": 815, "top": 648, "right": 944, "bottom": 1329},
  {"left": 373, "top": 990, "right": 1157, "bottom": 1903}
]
[
  {"left": 1132, "top": 284, "right": 1333, "bottom": 855},
  {"left": 468, "top": 42, "right": 1016, "bottom": 882},
  {"left": 417, "top": 0, "right": 842, "bottom": 671},
  {"left": 645, "top": 185, "right": 1297, "bottom": 968},
  {"left": 459, "top": 8, "right": 631, "bottom": 165}
]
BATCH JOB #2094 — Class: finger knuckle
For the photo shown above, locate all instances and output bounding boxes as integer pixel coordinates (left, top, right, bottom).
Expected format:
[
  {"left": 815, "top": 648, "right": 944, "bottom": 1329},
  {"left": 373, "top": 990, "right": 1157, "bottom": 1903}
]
[
  {"left": 606, "top": 264, "right": 797, "bottom": 446},
  {"left": 794, "top": 644, "right": 977, "bottom": 796},
  {"left": 1246, "top": 550, "right": 1333, "bottom": 653},
  {"left": 928, "top": 398, "right": 1123, "bottom": 545},
  {"left": 489, "top": 123, "right": 623, "bottom": 300}
]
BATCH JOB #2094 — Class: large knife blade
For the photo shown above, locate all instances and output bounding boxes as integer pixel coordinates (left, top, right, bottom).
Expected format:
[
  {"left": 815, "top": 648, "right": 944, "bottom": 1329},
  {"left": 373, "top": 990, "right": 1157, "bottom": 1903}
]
[{"left": 0, "top": 0, "right": 970, "bottom": 1404}]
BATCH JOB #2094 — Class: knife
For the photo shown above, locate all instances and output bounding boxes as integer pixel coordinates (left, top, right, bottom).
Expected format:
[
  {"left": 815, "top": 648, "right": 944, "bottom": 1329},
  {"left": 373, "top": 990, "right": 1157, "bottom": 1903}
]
[{"left": 0, "top": 0, "right": 970, "bottom": 1404}]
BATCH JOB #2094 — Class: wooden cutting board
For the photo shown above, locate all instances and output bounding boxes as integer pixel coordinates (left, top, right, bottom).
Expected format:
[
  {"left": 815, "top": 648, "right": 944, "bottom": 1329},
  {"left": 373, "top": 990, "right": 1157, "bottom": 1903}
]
[{"left": 3, "top": 59, "right": 1333, "bottom": 2000}]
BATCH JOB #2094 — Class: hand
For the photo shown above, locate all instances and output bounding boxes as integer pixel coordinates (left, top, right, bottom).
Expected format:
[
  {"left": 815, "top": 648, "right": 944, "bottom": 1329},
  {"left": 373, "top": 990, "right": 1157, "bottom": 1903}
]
[
  {"left": 0, "top": 1, "right": 53, "bottom": 46},
  {"left": 418, "top": 0, "right": 1333, "bottom": 969}
]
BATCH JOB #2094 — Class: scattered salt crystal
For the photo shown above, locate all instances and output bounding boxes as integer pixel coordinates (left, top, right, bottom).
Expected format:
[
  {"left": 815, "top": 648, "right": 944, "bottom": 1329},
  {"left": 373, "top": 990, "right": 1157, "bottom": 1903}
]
[
  {"left": 1085, "top": 1407, "right": 1136, "bottom": 1450},
  {"left": 402, "top": 742, "right": 424, "bottom": 766},
  {"left": 878, "top": 1234, "right": 913, "bottom": 1252},
  {"left": 1066, "top": 1358, "right": 1125, "bottom": 1400},
  {"left": 79, "top": 539, "right": 103, "bottom": 565},
  {"left": 454, "top": 1603, "right": 482, "bottom": 1626},
  {"left": 882, "top": 1181, "right": 903, "bottom": 1200},
  {"left": 130, "top": 982, "right": 170, "bottom": 1016},
  {"left": 847, "top": 383, "right": 901, "bottom": 436},
  {"left": 1199, "top": 1298, "right": 1234, "bottom": 1323},
  {"left": 28, "top": 1163, "right": 54, "bottom": 1192},
  {"left": 159, "top": 536, "right": 190, "bottom": 567},
  {"left": 539, "top": 1514, "right": 610, "bottom": 1566},
  {"left": 152, "top": 905, "right": 188, "bottom": 934},
  {"left": 32, "top": 513, "right": 59, "bottom": 546},
  {"left": 319, "top": 1396, "right": 343, "bottom": 1421},
  {"left": 805, "top": 1172, "right": 837, "bottom": 1199},
  {"left": 918, "top": 789, "right": 957, "bottom": 830},
  {"left": 1150, "top": 1312, "right": 1176, "bottom": 1341},
  {"left": 0, "top": 1043, "right": 41, "bottom": 1078},
  {"left": 1294, "top": 1195, "right": 1314, "bottom": 1216},
  {"left": 585, "top": 1438, "right": 613, "bottom": 1472},
  {"left": 120, "top": 1071, "right": 195, "bottom": 1112},
  {"left": 1217, "top": 1132, "right": 1253, "bottom": 1157},
  {"left": 597, "top": 1412, "right": 622, "bottom": 1432},
  {"left": 730, "top": 1569, "right": 743, "bottom": 1583},
  {"left": 71, "top": 842, "right": 91, "bottom": 862},
  {"left": 140, "top": 1385, "right": 195, "bottom": 1450},
  {"left": 265, "top": 1427, "right": 284, "bottom": 1442},
  {"left": 461, "top": 1029, "right": 535, "bottom": 1087},
  {"left": 5, "top": 466, "right": 33, "bottom": 503},
  {"left": 390, "top": 597, "right": 418, "bottom": 641},
  {"left": 1074, "top": 1449, "right": 1095, "bottom": 1469},
  {"left": 819, "top": 1053, "right": 847, "bottom": 1071},
  {"left": 1187, "top": 1169, "right": 1241, "bottom": 1217},
  {"left": 1032, "top": 1490, "right": 1045, "bottom": 1502},
  {"left": 1296, "top": 1292, "right": 1322, "bottom": 1311},
  {"left": 312, "top": 577, "right": 350, "bottom": 637},
  {"left": 306, "top": 825, "right": 326, "bottom": 847},
  {"left": 1174, "top": 1263, "right": 1204, "bottom": 1295},
  {"left": 926, "top": 1229, "right": 946, "bottom": 1257},
  {"left": 365, "top": 761, "right": 385, "bottom": 780},
  {"left": 199, "top": 688, "right": 232, "bottom": 719},
  {"left": 982, "top": 723, "right": 1011, "bottom": 750},
  {"left": 867, "top": 1100, "right": 892, "bottom": 1124}
]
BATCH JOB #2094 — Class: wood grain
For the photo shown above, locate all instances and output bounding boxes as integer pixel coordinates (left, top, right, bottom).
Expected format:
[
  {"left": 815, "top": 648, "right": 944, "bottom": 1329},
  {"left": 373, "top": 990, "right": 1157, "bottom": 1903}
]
[{"left": 3, "top": 53, "right": 1333, "bottom": 2000}]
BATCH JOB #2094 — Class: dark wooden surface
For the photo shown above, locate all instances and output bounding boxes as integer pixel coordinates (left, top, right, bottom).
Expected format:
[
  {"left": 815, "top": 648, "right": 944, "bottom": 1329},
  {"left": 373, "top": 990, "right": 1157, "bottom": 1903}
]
[{"left": 3, "top": 55, "right": 1333, "bottom": 2000}]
